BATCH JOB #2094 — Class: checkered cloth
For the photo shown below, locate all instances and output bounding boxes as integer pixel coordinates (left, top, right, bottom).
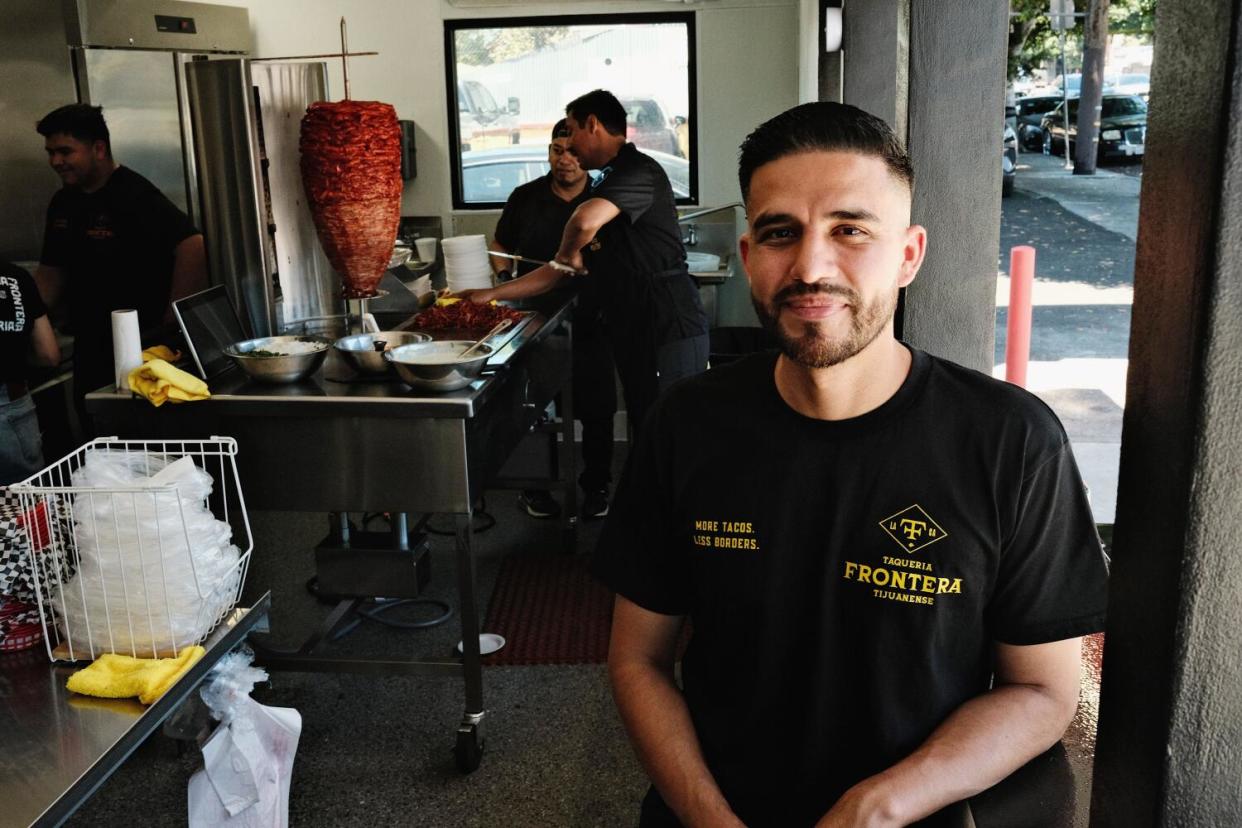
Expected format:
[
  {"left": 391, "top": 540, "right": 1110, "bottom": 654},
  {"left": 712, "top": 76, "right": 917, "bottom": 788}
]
[{"left": 0, "top": 488, "right": 74, "bottom": 651}]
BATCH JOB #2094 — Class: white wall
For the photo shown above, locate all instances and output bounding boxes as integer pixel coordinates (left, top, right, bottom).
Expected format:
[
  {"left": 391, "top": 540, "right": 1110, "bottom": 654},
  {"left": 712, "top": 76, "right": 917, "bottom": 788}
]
[{"left": 201, "top": 0, "right": 799, "bottom": 233}]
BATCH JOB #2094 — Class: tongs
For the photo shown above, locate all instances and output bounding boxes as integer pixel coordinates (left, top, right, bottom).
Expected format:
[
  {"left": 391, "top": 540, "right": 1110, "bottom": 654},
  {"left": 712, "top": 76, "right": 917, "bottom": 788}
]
[
  {"left": 460, "top": 319, "right": 514, "bottom": 359},
  {"left": 487, "top": 250, "right": 585, "bottom": 275}
]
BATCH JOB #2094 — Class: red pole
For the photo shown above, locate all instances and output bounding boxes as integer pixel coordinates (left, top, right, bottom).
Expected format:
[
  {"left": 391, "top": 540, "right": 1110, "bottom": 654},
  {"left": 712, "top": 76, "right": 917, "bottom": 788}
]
[{"left": 1006, "top": 245, "right": 1036, "bottom": 387}]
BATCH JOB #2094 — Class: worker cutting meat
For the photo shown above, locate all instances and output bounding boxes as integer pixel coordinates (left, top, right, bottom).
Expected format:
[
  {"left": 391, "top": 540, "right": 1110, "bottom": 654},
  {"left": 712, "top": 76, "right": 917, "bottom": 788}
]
[
  {"left": 33, "top": 104, "right": 206, "bottom": 435},
  {"left": 487, "top": 119, "right": 617, "bottom": 521},
  {"left": 460, "top": 89, "right": 709, "bottom": 441}
]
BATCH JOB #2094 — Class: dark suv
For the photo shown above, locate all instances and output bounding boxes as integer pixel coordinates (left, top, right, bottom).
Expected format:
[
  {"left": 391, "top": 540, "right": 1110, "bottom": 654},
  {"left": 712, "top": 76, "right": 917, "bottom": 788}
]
[{"left": 619, "top": 97, "right": 682, "bottom": 157}]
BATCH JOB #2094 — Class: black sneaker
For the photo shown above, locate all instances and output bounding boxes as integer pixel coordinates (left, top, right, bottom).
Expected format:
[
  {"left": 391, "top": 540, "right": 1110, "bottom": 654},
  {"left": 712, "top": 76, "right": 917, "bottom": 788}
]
[
  {"left": 518, "top": 490, "right": 561, "bottom": 519},
  {"left": 581, "top": 488, "right": 610, "bottom": 520}
]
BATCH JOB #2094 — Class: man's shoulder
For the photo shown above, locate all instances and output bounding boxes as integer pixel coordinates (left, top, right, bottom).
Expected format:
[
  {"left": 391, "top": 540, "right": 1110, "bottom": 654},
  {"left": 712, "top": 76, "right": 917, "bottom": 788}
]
[
  {"left": 506, "top": 174, "right": 554, "bottom": 204},
  {"left": 920, "top": 350, "right": 1069, "bottom": 442},
  {"left": 106, "top": 165, "right": 163, "bottom": 198}
]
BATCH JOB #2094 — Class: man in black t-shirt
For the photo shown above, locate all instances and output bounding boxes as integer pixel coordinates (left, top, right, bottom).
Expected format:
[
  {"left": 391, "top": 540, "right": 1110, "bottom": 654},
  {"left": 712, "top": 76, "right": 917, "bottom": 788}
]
[
  {"left": 489, "top": 120, "right": 618, "bottom": 520},
  {"left": 593, "top": 103, "right": 1110, "bottom": 827},
  {"left": 461, "top": 90, "right": 709, "bottom": 439},
  {"left": 33, "top": 104, "right": 206, "bottom": 433},
  {"left": 1, "top": 261, "right": 61, "bottom": 484}
]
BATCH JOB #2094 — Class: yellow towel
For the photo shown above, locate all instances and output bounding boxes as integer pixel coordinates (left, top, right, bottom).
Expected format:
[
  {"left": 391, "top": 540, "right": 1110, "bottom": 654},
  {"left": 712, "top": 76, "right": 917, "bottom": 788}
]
[
  {"left": 128, "top": 359, "right": 210, "bottom": 407},
  {"left": 142, "top": 344, "right": 182, "bottom": 363},
  {"left": 66, "top": 645, "right": 206, "bottom": 705}
]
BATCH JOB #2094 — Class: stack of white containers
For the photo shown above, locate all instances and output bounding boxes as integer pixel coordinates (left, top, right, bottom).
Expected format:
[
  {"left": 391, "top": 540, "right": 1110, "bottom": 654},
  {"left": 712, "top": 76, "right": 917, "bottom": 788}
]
[{"left": 441, "top": 235, "right": 494, "bottom": 293}]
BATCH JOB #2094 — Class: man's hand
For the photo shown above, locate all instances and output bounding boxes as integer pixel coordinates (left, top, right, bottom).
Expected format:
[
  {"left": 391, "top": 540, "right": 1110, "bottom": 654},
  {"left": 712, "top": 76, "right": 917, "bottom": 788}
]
[
  {"left": 814, "top": 780, "right": 900, "bottom": 828},
  {"left": 454, "top": 288, "right": 495, "bottom": 305},
  {"left": 554, "top": 249, "right": 586, "bottom": 275}
]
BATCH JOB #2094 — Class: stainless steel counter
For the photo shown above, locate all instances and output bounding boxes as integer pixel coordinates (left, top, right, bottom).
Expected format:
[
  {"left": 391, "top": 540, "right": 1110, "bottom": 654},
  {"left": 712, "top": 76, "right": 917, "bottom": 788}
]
[
  {"left": 83, "top": 291, "right": 579, "bottom": 772},
  {"left": 0, "top": 594, "right": 271, "bottom": 828}
]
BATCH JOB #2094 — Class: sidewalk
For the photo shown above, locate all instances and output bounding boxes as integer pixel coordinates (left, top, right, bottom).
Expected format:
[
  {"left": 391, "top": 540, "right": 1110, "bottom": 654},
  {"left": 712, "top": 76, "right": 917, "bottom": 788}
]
[{"left": 998, "top": 152, "right": 1142, "bottom": 525}]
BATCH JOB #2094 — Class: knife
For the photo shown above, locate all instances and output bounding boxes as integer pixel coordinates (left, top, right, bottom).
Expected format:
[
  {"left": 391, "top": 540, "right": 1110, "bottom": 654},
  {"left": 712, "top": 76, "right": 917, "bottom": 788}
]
[{"left": 487, "top": 250, "right": 585, "bottom": 275}]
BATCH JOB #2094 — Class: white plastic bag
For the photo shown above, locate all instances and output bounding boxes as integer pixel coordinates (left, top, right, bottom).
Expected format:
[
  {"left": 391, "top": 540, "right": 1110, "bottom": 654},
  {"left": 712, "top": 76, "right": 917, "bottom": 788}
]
[
  {"left": 55, "top": 452, "right": 241, "bottom": 654},
  {"left": 189, "top": 651, "right": 302, "bottom": 827}
]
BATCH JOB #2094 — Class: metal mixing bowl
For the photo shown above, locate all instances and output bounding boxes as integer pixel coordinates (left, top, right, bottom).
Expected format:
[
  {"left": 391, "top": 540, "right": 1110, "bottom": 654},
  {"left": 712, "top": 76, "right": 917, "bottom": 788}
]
[
  {"left": 384, "top": 340, "right": 494, "bottom": 392},
  {"left": 334, "top": 331, "right": 433, "bottom": 376},
  {"left": 224, "top": 335, "right": 330, "bottom": 383}
]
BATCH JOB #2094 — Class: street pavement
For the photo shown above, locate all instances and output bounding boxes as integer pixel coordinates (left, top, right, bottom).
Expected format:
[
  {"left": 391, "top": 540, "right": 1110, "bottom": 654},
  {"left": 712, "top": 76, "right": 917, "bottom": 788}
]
[{"left": 994, "top": 150, "right": 1142, "bottom": 525}]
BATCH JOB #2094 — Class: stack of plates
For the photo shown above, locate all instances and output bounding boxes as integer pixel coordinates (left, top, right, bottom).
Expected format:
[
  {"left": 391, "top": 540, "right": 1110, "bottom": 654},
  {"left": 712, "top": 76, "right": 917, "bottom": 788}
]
[{"left": 441, "top": 235, "right": 494, "bottom": 292}]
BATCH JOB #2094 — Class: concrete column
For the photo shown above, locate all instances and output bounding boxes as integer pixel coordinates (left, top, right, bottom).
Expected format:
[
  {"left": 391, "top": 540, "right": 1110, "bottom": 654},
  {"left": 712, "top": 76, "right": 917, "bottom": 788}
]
[
  {"left": 1090, "top": 0, "right": 1242, "bottom": 823},
  {"left": 900, "top": 0, "right": 1007, "bottom": 373}
]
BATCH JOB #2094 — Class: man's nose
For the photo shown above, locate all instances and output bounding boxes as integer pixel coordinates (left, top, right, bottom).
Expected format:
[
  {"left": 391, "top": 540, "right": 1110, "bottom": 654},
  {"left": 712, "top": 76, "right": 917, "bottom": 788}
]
[{"left": 788, "top": 232, "right": 839, "bottom": 284}]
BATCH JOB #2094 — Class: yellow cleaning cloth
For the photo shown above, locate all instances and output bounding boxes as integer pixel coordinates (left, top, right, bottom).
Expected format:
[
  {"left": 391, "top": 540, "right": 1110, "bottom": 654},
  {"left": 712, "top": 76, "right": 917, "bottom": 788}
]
[
  {"left": 142, "top": 344, "right": 182, "bottom": 363},
  {"left": 128, "top": 359, "right": 210, "bottom": 407},
  {"left": 66, "top": 645, "right": 206, "bottom": 705}
]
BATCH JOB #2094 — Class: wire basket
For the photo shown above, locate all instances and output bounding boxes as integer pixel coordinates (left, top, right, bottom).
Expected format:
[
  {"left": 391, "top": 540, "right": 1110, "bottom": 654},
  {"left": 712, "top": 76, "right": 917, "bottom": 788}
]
[{"left": 8, "top": 437, "right": 253, "bottom": 662}]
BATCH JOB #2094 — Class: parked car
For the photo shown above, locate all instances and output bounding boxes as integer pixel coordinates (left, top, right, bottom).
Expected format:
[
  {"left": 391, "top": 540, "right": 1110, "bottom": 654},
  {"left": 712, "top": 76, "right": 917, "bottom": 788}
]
[
  {"left": 460, "top": 145, "right": 690, "bottom": 203},
  {"left": 619, "top": 97, "right": 683, "bottom": 157},
  {"left": 1015, "top": 95, "right": 1066, "bottom": 151},
  {"left": 458, "top": 79, "right": 521, "bottom": 152},
  {"left": 1110, "top": 72, "right": 1150, "bottom": 99},
  {"left": 1040, "top": 94, "right": 1147, "bottom": 160},
  {"left": 1002, "top": 123, "right": 1017, "bottom": 197}
]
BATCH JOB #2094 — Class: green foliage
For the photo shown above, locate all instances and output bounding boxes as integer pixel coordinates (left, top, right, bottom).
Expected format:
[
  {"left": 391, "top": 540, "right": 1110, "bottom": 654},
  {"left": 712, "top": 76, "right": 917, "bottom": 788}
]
[
  {"left": 456, "top": 26, "right": 571, "bottom": 67},
  {"left": 1008, "top": 0, "right": 1154, "bottom": 79}
]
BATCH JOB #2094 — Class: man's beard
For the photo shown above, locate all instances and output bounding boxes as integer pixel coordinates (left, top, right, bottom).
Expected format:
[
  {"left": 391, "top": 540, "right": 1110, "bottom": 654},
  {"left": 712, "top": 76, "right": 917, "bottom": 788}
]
[{"left": 751, "top": 281, "right": 897, "bottom": 369}]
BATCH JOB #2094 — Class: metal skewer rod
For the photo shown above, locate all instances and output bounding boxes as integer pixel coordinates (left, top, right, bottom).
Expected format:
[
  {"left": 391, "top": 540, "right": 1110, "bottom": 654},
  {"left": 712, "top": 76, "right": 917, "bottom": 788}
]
[
  {"left": 250, "top": 51, "right": 377, "bottom": 62},
  {"left": 340, "top": 16, "right": 350, "bottom": 100}
]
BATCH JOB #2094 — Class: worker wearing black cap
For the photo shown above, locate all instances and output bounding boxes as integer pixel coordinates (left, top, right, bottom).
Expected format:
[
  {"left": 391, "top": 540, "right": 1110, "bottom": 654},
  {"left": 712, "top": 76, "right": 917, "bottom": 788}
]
[
  {"left": 487, "top": 119, "right": 618, "bottom": 521},
  {"left": 462, "top": 89, "right": 709, "bottom": 462}
]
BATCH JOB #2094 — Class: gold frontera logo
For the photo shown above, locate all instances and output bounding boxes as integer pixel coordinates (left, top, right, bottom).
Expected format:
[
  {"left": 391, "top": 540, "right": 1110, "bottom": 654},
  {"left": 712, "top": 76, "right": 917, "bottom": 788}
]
[{"left": 879, "top": 504, "right": 948, "bottom": 553}]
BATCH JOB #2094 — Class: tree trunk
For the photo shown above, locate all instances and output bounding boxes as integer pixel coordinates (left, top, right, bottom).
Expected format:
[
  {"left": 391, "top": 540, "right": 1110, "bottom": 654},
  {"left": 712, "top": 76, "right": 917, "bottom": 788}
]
[{"left": 1074, "top": 0, "right": 1111, "bottom": 174}]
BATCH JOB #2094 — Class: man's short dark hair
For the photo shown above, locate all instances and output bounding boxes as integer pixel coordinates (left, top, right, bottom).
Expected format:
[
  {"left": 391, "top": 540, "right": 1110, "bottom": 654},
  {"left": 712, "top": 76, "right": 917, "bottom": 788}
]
[
  {"left": 552, "top": 118, "right": 571, "bottom": 141},
  {"left": 565, "top": 90, "right": 627, "bottom": 137},
  {"left": 36, "top": 104, "right": 111, "bottom": 153},
  {"left": 737, "top": 102, "right": 913, "bottom": 203}
]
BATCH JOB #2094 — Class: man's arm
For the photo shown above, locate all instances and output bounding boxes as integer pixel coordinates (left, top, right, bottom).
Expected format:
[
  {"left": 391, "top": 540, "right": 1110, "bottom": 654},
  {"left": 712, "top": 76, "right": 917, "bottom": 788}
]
[
  {"left": 459, "top": 262, "right": 569, "bottom": 304},
  {"left": 817, "top": 637, "right": 1083, "bottom": 828},
  {"left": 554, "top": 197, "right": 620, "bottom": 271},
  {"left": 34, "top": 265, "right": 66, "bottom": 323},
  {"left": 29, "top": 315, "right": 61, "bottom": 368},
  {"left": 164, "top": 234, "right": 208, "bottom": 323},
  {"left": 609, "top": 595, "right": 745, "bottom": 828}
]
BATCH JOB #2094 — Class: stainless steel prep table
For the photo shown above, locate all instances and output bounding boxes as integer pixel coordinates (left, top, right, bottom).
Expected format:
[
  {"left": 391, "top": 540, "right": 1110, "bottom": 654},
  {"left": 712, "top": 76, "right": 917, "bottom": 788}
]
[
  {"left": 0, "top": 593, "right": 271, "bottom": 828},
  {"left": 84, "top": 293, "right": 578, "bottom": 772}
]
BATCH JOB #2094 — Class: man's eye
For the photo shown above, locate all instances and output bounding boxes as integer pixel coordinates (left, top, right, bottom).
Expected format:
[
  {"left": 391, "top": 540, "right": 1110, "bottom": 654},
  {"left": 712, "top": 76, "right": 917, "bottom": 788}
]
[
  {"left": 835, "top": 226, "right": 867, "bottom": 238},
  {"left": 759, "top": 227, "right": 796, "bottom": 242}
]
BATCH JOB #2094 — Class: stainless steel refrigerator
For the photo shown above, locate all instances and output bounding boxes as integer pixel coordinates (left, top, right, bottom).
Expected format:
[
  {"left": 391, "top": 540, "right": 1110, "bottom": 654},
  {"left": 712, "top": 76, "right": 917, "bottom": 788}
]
[{"left": 47, "top": 0, "right": 339, "bottom": 338}]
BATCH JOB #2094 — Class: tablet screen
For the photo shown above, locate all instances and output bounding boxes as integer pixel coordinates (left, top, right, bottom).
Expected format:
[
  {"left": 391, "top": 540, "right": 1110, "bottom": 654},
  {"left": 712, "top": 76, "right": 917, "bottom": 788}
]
[{"left": 172, "top": 286, "right": 248, "bottom": 380}]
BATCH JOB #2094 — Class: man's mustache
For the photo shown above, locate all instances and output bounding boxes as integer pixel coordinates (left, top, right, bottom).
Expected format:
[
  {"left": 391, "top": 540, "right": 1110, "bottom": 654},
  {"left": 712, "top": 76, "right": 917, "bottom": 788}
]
[{"left": 772, "top": 282, "right": 858, "bottom": 307}]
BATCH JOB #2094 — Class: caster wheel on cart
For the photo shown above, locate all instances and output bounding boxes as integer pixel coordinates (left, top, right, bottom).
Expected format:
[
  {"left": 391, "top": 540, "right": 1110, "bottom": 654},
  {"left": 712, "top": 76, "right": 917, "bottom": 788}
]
[{"left": 455, "top": 723, "right": 484, "bottom": 773}]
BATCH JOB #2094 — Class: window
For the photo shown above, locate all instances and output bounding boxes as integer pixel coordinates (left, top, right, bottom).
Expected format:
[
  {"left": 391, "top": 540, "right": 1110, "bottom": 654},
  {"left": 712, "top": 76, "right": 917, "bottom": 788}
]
[{"left": 445, "top": 13, "right": 697, "bottom": 209}]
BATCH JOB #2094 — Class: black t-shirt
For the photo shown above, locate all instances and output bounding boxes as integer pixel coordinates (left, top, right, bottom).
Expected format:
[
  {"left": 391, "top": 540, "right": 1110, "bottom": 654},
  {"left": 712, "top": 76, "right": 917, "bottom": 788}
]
[
  {"left": 494, "top": 173, "right": 583, "bottom": 277},
  {"left": 0, "top": 263, "right": 47, "bottom": 384},
  {"left": 39, "top": 166, "right": 197, "bottom": 381},
  {"left": 583, "top": 143, "right": 707, "bottom": 345},
  {"left": 592, "top": 348, "right": 1109, "bottom": 826}
]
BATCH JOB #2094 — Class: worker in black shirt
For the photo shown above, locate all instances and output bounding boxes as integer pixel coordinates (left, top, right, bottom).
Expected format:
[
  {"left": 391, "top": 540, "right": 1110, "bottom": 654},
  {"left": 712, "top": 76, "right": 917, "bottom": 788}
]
[
  {"left": 33, "top": 104, "right": 206, "bottom": 434},
  {"left": 1, "top": 261, "right": 61, "bottom": 484},
  {"left": 489, "top": 120, "right": 618, "bottom": 521},
  {"left": 462, "top": 89, "right": 709, "bottom": 442}
]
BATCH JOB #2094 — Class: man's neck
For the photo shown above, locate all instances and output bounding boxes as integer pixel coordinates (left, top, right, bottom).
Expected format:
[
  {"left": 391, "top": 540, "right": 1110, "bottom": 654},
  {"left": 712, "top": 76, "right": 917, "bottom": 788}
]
[
  {"left": 550, "top": 177, "right": 586, "bottom": 202},
  {"left": 81, "top": 161, "right": 118, "bottom": 194},
  {"left": 773, "top": 334, "right": 912, "bottom": 421}
]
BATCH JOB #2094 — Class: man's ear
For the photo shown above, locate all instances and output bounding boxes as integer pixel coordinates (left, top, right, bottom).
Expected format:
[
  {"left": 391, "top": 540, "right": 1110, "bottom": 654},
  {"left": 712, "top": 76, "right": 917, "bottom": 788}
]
[
  {"left": 898, "top": 224, "right": 928, "bottom": 288},
  {"left": 738, "top": 233, "right": 753, "bottom": 286},
  {"left": 92, "top": 140, "right": 108, "bottom": 162}
]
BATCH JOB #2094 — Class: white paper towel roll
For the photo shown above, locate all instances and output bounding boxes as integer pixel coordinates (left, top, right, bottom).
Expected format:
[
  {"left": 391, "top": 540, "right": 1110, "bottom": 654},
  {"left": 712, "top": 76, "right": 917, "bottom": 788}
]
[{"left": 111, "top": 309, "right": 142, "bottom": 392}]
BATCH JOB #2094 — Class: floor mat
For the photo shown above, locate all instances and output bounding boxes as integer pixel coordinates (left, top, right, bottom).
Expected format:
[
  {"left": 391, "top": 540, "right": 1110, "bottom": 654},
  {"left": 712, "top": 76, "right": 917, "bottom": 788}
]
[{"left": 481, "top": 553, "right": 613, "bottom": 666}]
